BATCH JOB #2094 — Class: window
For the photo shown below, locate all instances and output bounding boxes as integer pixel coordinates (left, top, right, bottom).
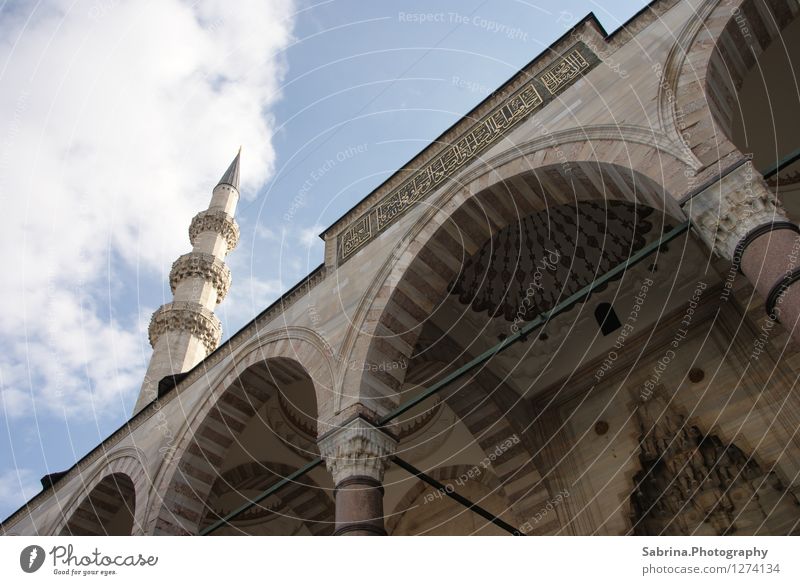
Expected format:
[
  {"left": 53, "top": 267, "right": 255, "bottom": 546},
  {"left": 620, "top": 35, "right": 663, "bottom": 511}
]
[{"left": 595, "top": 303, "right": 621, "bottom": 336}]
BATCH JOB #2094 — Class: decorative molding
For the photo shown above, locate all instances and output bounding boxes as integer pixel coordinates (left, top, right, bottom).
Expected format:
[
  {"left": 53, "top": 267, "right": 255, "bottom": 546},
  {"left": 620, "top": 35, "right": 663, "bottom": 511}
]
[
  {"left": 450, "top": 201, "right": 656, "bottom": 322},
  {"left": 189, "top": 209, "right": 240, "bottom": 252},
  {"left": 169, "top": 252, "right": 231, "bottom": 303},
  {"left": 630, "top": 384, "right": 800, "bottom": 536},
  {"left": 267, "top": 393, "right": 320, "bottom": 460},
  {"left": 336, "top": 42, "right": 601, "bottom": 263},
  {"left": 317, "top": 418, "right": 397, "bottom": 485},
  {"left": 148, "top": 301, "right": 222, "bottom": 354}
]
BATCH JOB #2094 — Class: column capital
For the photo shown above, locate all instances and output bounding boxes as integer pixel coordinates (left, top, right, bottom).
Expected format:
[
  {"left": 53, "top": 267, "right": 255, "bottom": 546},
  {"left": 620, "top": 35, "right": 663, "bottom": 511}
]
[
  {"left": 686, "top": 161, "right": 789, "bottom": 262},
  {"left": 318, "top": 417, "right": 397, "bottom": 485}
]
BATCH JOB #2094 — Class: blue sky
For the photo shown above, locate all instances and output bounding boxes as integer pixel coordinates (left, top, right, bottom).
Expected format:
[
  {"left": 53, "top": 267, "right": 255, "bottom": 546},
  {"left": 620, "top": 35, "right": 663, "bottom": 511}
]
[{"left": 0, "top": 0, "right": 650, "bottom": 520}]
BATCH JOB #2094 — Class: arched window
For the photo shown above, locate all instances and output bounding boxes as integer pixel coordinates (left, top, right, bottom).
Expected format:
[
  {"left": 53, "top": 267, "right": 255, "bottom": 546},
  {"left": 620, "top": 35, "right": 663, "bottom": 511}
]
[{"left": 595, "top": 303, "right": 621, "bottom": 336}]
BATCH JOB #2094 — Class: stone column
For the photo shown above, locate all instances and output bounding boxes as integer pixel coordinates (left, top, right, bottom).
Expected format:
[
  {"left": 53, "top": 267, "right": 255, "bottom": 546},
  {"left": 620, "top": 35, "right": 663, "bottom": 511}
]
[
  {"left": 687, "top": 161, "right": 800, "bottom": 341},
  {"left": 318, "top": 417, "right": 397, "bottom": 536}
]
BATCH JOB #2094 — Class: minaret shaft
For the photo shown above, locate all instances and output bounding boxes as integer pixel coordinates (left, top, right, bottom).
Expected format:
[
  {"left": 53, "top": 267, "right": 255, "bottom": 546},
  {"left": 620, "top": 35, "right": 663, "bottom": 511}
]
[{"left": 133, "top": 151, "right": 241, "bottom": 414}]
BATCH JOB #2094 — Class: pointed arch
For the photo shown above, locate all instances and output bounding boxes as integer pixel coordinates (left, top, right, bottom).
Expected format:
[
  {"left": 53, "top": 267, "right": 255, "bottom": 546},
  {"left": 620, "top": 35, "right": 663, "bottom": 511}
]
[
  {"left": 670, "top": 0, "right": 800, "bottom": 168},
  {"left": 146, "top": 327, "right": 335, "bottom": 535},
  {"left": 337, "top": 144, "right": 687, "bottom": 415},
  {"left": 51, "top": 450, "right": 149, "bottom": 536}
]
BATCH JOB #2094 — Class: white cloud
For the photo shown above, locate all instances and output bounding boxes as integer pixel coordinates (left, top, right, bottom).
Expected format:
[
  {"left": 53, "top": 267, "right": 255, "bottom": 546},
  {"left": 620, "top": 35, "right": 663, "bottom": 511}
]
[
  {"left": 219, "top": 275, "right": 284, "bottom": 332},
  {"left": 0, "top": 0, "right": 296, "bottom": 418},
  {"left": 254, "top": 223, "right": 279, "bottom": 241},
  {"left": 0, "top": 468, "right": 41, "bottom": 517},
  {"left": 298, "top": 223, "right": 325, "bottom": 248}
]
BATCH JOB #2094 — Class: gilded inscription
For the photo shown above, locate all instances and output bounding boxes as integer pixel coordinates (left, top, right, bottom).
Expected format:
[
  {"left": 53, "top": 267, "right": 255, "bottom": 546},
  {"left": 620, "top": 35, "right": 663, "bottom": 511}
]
[
  {"left": 540, "top": 49, "right": 590, "bottom": 95},
  {"left": 372, "top": 83, "right": 542, "bottom": 234},
  {"left": 337, "top": 43, "right": 597, "bottom": 262},
  {"left": 340, "top": 215, "right": 371, "bottom": 259}
]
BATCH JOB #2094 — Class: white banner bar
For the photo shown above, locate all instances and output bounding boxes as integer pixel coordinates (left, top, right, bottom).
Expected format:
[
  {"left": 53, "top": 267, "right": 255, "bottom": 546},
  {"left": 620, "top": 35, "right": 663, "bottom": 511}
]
[{"left": 1, "top": 536, "right": 798, "bottom": 584}]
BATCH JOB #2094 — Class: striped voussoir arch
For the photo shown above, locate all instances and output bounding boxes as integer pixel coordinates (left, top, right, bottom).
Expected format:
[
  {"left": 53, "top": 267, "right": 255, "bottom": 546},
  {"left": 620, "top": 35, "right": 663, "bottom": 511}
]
[
  {"left": 440, "top": 368, "right": 559, "bottom": 535},
  {"left": 54, "top": 453, "right": 149, "bottom": 536},
  {"left": 386, "top": 464, "right": 514, "bottom": 534},
  {"left": 675, "top": 0, "right": 800, "bottom": 167},
  {"left": 151, "top": 332, "right": 335, "bottom": 535},
  {"left": 153, "top": 359, "right": 308, "bottom": 534},
  {"left": 400, "top": 331, "right": 561, "bottom": 535},
  {"left": 340, "top": 155, "right": 684, "bottom": 417},
  {"left": 200, "top": 461, "right": 334, "bottom": 535}
]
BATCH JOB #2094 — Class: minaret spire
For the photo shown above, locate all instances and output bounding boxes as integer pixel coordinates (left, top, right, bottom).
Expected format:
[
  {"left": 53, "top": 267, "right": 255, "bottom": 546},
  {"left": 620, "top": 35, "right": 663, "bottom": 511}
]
[
  {"left": 216, "top": 147, "right": 240, "bottom": 191},
  {"left": 134, "top": 150, "right": 242, "bottom": 414}
]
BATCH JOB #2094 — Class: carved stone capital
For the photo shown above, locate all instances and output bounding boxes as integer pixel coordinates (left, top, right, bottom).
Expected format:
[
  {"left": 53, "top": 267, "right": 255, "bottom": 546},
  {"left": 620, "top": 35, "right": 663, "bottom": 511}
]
[
  {"left": 189, "top": 210, "right": 240, "bottom": 252},
  {"left": 148, "top": 301, "right": 222, "bottom": 354},
  {"left": 169, "top": 252, "right": 231, "bottom": 302},
  {"left": 687, "top": 162, "right": 789, "bottom": 261},
  {"left": 317, "top": 418, "right": 397, "bottom": 485}
]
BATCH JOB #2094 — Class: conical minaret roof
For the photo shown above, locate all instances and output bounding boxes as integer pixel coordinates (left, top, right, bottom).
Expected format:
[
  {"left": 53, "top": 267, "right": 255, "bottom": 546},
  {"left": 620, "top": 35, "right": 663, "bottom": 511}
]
[{"left": 216, "top": 148, "right": 241, "bottom": 191}]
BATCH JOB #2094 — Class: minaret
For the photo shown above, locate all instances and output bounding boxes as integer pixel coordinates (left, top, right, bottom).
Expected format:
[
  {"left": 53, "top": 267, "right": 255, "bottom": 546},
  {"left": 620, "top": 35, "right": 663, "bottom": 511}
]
[{"left": 134, "top": 150, "right": 241, "bottom": 414}]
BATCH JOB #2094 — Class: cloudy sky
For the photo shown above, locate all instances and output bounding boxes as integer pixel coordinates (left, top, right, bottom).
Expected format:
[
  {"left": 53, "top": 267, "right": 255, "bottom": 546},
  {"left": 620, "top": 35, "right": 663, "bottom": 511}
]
[{"left": 0, "top": 0, "right": 649, "bottom": 520}]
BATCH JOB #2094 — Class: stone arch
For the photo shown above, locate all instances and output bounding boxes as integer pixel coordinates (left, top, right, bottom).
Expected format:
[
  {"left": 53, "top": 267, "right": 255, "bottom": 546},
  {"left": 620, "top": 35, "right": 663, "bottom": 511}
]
[
  {"left": 336, "top": 148, "right": 688, "bottom": 537},
  {"left": 201, "top": 461, "right": 334, "bottom": 536},
  {"left": 387, "top": 464, "right": 520, "bottom": 535},
  {"left": 52, "top": 451, "right": 149, "bottom": 536},
  {"left": 338, "top": 148, "right": 686, "bottom": 415},
  {"left": 395, "top": 335, "right": 567, "bottom": 534},
  {"left": 147, "top": 328, "right": 335, "bottom": 535},
  {"left": 671, "top": 0, "right": 800, "bottom": 169}
]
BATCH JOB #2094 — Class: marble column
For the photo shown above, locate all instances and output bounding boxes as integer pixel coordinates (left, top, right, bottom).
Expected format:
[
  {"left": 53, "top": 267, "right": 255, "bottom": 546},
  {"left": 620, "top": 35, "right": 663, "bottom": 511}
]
[
  {"left": 687, "top": 161, "right": 800, "bottom": 341},
  {"left": 318, "top": 417, "right": 397, "bottom": 536}
]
